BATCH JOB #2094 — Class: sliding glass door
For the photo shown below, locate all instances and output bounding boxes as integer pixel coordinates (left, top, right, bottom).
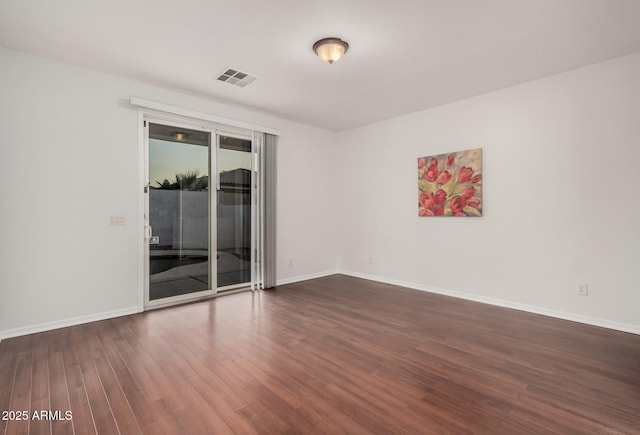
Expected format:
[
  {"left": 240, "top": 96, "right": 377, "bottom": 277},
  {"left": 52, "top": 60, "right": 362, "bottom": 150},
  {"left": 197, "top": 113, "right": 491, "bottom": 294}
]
[
  {"left": 217, "top": 134, "right": 253, "bottom": 289},
  {"left": 145, "top": 120, "right": 215, "bottom": 307},
  {"left": 144, "top": 119, "right": 254, "bottom": 308}
]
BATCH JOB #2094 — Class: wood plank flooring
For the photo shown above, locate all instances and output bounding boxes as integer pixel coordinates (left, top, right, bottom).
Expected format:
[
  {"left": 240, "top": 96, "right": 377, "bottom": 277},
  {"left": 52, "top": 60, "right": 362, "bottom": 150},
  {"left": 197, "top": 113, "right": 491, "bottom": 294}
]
[{"left": 1, "top": 274, "right": 639, "bottom": 434}]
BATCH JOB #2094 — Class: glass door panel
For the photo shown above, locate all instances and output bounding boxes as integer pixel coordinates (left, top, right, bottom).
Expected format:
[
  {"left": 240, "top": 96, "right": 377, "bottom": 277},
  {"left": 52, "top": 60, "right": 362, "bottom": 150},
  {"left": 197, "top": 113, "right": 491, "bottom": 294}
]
[
  {"left": 147, "top": 122, "right": 213, "bottom": 303},
  {"left": 217, "top": 134, "right": 252, "bottom": 289}
]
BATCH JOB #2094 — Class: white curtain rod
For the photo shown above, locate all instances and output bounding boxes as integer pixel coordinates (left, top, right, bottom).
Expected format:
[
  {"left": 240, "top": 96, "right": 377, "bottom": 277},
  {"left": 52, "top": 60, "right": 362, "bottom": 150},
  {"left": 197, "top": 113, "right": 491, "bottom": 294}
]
[{"left": 129, "top": 96, "right": 281, "bottom": 136}]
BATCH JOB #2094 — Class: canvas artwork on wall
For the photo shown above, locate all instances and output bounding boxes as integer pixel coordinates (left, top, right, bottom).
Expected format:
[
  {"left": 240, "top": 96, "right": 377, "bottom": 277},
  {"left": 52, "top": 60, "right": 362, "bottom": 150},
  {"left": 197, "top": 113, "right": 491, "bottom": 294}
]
[{"left": 418, "top": 148, "right": 483, "bottom": 217}]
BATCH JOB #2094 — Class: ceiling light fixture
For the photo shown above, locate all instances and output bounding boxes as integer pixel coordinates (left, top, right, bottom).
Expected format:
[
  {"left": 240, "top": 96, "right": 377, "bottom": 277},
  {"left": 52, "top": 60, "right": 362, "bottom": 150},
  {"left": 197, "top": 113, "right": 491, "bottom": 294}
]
[
  {"left": 313, "top": 37, "right": 349, "bottom": 64},
  {"left": 173, "top": 132, "right": 188, "bottom": 141}
]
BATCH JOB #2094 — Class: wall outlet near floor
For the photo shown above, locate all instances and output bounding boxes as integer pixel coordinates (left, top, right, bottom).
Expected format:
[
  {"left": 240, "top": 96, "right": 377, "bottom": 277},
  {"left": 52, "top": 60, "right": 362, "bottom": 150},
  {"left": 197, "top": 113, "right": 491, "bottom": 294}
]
[
  {"left": 368, "top": 257, "right": 373, "bottom": 264},
  {"left": 577, "top": 284, "right": 589, "bottom": 296},
  {"left": 288, "top": 258, "right": 293, "bottom": 267}
]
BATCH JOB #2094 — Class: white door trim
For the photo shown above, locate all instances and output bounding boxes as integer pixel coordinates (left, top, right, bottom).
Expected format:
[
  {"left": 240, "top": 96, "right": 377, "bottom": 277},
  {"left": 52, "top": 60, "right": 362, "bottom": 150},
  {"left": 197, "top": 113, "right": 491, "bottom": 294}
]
[{"left": 130, "top": 96, "right": 281, "bottom": 136}]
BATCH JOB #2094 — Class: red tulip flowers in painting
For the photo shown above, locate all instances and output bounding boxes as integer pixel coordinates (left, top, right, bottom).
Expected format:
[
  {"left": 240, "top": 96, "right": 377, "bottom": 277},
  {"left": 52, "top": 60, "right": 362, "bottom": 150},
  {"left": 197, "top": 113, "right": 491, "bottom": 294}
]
[
  {"left": 450, "top": 196, "right": 467, "bottom": 214},
  {"left": 434, "top": 189, "right": 447, "bottom": 205},
  {"left": 457, "top": 167, "right": 474, "bottom": 183},
  {"left": 417, "top": 148, "right": 483, "bottom": 217},
  {"left": 436, "top": 170, "right": 451, "bottom": 185},
  {"left": 463, "top": 186, "right": 475, "bottom": 199}
]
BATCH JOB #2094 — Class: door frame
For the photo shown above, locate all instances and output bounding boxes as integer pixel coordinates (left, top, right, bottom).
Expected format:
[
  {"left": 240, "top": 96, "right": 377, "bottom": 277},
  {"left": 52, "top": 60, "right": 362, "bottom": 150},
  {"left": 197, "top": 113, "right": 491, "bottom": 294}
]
[{"left": 143, "top": 115, "right": 217, "bottom": 309}]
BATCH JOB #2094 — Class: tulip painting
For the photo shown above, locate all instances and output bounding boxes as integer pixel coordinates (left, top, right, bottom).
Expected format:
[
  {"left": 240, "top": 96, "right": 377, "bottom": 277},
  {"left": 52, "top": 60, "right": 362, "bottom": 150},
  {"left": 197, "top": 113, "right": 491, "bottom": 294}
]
[{"left": 418, "top": 148, "right": 483, "bottom": 217}]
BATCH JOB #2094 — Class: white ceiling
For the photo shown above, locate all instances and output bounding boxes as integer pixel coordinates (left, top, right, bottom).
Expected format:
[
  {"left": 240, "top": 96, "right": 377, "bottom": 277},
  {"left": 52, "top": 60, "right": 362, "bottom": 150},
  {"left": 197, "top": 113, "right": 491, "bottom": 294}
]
[{"left": 2, "top": 0, "right": 640, "bottom": 131}]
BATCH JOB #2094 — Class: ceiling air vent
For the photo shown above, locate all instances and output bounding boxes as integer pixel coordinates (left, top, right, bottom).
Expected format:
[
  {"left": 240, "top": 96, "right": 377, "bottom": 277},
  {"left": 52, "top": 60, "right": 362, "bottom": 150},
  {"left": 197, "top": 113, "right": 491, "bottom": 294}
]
[{"left": 216, "top": 68, "right": 258, "bottom": 88}]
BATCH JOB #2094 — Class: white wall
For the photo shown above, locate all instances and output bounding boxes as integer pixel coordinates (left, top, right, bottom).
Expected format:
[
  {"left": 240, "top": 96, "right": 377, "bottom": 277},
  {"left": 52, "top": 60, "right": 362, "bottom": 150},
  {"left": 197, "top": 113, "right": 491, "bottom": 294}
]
[
  {"left": 337, "top": 52, "right": 640, "bottom": 332},
  {"left": 0, "top": 47, "right": 339, "bottom": 337},
  {"left": 2, "top": 45, "right": 639, "bottom": 339}
]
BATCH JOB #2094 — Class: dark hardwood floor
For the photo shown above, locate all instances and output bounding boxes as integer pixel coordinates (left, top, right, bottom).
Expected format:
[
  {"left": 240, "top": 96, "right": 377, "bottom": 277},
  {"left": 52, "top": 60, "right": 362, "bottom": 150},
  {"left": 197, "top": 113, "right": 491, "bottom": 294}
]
[{"left": 1, "top": 274, "right": 639, "bottom": 434}]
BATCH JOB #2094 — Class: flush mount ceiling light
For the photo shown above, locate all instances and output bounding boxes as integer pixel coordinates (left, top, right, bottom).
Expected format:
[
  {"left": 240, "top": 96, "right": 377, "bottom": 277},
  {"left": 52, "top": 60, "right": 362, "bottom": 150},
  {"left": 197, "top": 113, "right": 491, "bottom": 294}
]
[
  {"left": 172, "top": 132, "right": 188, "bottom": 141},
  {"left": 313, "top": 37, "right": 349, "bottom": 64}
]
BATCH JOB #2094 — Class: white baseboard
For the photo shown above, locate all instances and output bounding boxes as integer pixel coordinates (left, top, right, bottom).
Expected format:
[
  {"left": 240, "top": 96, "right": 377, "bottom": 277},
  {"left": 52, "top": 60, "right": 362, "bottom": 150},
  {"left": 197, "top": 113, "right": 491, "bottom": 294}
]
[
  {"left": 0, "top": 306, "right": 139, "bottom": 341},
  {"left": 0, "top": 270, "right": 339, "bottom": 341},
  {"left": 338, "top": 270, "right": 640, "bottom": 336},
  {"left": 4, "top": 271, "right": 637, "bottom": 341},
  {"left": 276, "top": 269, "right": 339, "bottom": 286}
]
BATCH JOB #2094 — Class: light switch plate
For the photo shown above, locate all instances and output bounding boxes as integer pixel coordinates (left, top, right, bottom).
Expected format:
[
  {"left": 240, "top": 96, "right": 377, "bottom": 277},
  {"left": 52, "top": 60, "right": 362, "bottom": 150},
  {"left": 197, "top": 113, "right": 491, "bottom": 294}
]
[{"left": 109, "top": 216, "right": 126, "bottom": 225}]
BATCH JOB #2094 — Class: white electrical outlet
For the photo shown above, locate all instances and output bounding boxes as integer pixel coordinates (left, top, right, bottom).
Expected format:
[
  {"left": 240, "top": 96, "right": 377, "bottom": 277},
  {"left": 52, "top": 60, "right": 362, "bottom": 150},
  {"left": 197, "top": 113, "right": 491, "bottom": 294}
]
[
  {"left": 288, "top": 258, "right": 293, "bottom": 267},
  {"left": 577, "top": 284, "right": 588, "bottom": 296},
  {"left": 368, "top": 257, "right": 373, "bottom": 264}
]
